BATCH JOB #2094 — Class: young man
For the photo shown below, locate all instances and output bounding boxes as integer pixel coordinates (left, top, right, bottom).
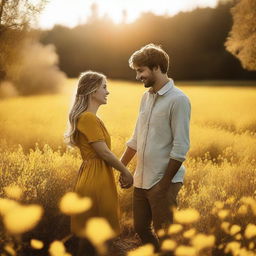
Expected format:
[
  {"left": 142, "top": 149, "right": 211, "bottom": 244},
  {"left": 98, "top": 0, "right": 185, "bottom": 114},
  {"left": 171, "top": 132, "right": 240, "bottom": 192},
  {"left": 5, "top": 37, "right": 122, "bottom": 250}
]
[{"left": 120, "top": 44, "right": 191, "bottom": 251}]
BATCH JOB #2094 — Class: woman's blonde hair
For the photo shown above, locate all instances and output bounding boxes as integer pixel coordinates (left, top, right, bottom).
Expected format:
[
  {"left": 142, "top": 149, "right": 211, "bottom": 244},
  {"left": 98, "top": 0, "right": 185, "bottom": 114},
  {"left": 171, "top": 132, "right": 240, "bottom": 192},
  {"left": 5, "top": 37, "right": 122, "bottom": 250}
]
[{"left": 65, "top": 70, "right": 106, "bottom": 146}]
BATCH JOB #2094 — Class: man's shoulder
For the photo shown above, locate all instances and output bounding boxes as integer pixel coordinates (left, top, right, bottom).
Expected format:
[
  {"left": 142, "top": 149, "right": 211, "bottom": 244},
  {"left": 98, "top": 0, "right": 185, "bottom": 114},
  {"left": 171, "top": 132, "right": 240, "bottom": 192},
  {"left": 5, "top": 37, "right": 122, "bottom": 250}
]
[{"left": 166, "top": 86, "right": 190, "bottom": 101}]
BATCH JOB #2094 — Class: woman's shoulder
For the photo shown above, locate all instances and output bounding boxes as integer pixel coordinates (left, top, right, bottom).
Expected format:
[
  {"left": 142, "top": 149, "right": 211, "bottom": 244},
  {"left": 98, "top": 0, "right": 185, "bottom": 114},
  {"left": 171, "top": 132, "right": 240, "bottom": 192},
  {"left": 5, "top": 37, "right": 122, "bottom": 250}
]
[
  {"left": 80, "top": 111, "right": 97, "bottom": 119},
  {"left": 78, "top": 112, "right": 100, "bottom": 124}
]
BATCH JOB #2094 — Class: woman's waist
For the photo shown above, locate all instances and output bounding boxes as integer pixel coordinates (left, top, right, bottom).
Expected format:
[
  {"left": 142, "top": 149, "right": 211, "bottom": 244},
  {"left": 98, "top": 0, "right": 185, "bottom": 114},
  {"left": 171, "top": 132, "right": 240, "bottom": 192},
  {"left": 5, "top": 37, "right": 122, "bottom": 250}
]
[{"left": 81, "top": 155, "right": 101, "bottom": 161}]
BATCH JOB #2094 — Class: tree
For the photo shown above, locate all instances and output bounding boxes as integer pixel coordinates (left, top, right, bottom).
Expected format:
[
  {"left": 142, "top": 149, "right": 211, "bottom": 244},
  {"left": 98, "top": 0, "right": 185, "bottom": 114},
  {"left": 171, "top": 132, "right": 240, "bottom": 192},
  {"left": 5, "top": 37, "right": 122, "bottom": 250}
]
[
  {"left": 225, "top": 0, "right": 256, "bottom": 70},
  {"left": 0, "top": 0, "right": 46, "bottom": 33},
  {"left": 0, "top": 0, "right": 66, "bottom": 97},
  {"left": 0, "top": 0, "right": 47, "bottom": 81}
]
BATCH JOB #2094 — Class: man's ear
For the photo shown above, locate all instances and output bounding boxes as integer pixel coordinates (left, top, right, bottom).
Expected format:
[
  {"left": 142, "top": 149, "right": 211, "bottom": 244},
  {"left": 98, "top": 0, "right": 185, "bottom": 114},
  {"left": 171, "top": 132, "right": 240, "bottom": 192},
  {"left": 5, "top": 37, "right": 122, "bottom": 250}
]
[{"left": 152, "top": 66, "right": 160, "bottom": 72}]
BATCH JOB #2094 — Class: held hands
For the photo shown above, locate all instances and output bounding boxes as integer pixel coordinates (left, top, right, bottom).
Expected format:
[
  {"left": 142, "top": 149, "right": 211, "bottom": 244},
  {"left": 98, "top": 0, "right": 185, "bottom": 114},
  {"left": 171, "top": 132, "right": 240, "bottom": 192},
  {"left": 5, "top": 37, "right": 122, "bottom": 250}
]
[{"left": 119, "top": 170, "right": 133, "bottom": 189}]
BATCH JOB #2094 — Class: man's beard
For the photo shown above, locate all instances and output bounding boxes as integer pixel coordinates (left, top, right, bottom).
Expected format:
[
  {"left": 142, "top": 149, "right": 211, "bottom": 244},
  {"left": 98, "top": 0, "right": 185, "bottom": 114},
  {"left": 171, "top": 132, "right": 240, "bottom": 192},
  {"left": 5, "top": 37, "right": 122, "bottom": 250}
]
[{"left": 143, "top": 77, "right": 155, "bottom": 88}]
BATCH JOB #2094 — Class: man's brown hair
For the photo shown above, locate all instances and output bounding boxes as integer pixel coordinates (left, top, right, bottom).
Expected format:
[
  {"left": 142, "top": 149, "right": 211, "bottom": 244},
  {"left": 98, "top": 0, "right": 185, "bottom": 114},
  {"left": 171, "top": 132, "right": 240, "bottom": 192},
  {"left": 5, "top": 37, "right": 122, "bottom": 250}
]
[{"left": 129, "top": 43, "right": 169, "bottom": 73}]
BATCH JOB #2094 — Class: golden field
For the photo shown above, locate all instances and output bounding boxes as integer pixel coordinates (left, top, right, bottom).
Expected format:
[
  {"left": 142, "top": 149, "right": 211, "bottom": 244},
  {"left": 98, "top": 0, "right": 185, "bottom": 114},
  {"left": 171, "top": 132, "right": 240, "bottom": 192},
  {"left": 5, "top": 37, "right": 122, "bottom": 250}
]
[{"left": 0, "top": 79, "right": 256, "bottom": 256}]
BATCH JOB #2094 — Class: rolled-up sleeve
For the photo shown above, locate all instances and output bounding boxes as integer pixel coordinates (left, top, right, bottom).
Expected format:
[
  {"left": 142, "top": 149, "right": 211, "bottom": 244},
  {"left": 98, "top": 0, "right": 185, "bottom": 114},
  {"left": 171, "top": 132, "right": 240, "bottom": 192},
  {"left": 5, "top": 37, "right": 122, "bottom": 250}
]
[
  {"left": 126, "top": 93, "right": 146, "bottom": 151},
  {"left": 170, "top": 95, "right": 191, "bottom": 162},
  {"left": 126, "top": 118, "right": 138, "bottom": 150}
]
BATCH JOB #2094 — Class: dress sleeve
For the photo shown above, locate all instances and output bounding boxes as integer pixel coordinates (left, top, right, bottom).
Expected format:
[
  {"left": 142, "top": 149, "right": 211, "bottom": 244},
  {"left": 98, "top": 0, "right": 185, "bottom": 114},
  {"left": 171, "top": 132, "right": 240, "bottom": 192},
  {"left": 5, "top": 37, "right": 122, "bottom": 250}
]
[{"left": 77, "top": 113, "right": 105, "bottom": 143}]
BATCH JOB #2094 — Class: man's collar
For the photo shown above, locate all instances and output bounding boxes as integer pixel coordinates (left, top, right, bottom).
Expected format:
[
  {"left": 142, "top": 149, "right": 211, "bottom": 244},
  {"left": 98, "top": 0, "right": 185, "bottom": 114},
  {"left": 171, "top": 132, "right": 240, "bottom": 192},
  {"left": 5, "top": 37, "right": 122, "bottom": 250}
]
[{"left": 148, "top": 79, "right": 174, "bottom": 95}]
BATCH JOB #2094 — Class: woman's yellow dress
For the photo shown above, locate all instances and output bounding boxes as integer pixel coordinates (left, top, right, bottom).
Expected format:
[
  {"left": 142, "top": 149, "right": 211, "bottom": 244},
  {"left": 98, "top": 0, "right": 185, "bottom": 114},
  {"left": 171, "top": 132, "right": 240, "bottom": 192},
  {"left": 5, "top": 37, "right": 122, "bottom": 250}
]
[{"left": 71, "top": 112, "right": 120, "bottom": 236}]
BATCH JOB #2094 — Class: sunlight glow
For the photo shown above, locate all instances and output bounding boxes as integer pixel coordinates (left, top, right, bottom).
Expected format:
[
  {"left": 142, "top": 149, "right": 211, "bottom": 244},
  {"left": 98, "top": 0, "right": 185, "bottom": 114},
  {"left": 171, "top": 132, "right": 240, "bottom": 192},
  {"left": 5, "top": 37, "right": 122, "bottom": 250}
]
[{"left": 37, "top": 0, "right": 219, "bottom": 29}]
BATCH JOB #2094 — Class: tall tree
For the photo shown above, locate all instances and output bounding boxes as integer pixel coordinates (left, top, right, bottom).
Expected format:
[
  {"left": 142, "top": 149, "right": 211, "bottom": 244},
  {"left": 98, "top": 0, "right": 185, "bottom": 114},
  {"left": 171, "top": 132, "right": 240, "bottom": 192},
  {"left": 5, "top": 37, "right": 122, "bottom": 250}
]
[{"left": 225, "top": 0, "right": 256, "bottom": 70}]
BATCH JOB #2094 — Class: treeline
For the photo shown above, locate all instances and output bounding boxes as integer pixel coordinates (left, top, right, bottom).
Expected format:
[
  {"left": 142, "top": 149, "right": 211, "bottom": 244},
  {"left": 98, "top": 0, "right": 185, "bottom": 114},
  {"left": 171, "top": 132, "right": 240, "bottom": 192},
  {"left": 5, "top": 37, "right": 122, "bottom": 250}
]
[{"left": 40, "top": 2, "right": 256, "bottom": 80}]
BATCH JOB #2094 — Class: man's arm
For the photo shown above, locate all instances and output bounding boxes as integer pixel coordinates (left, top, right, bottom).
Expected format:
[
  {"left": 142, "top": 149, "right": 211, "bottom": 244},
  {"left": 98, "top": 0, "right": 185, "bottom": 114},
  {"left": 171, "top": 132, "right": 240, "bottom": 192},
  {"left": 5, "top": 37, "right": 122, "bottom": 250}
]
[
  {"left": 155, "top": 159, "right": 182, "bottom": 191},
  {"left": 120, "top": 146, "right": 137, "bottom": 166},
  {"left": 152, "top": 95, "right": 191, "bottom": 192}
]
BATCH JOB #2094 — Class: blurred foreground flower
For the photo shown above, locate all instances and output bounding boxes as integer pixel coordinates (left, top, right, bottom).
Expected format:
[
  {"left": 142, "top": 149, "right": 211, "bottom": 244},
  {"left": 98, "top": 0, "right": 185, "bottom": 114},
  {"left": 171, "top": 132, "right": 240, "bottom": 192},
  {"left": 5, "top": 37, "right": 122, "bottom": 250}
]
[
  {"left": 49, "top": 240, "right": 71, "bottom": 256},
  {"left": 59, "top": 192, "right": 92, "bottom": 215},
  {"left": 191, "top": 233, "right": 215, "bottom": 251},
  {"left": 230, "top": 225, "right": 241, "bottom": 236},
  {"left": 168, "top": 224, "right": 183, "bottom": 234},
  {"left": 31, "top": 239, "right": 44, "bottom": 249},
  {"left": 161, "top": 239, "right": 177, "bottom": 251},
  {"left": 175, "top": 245, "right": 196, "bottom": 256},
  {"left": 224, "top": 241, "right": 241, "bottom": 254},
  {"left": 240, "top": 197, "right": 256, "bottom": 215},
  {"left": 157, "top": 228, "right": 165, "bottom": 237},
  {"left": 237, "top": 204, "right": 248, "bottom": 215},
  {"left": 221, "top": 222, "right": 230, "bottom": 233},
  {"left": 127, "top": 244, "right": 154, "bottom": 256},
  {"left": 83, "top": 217, "right": 115, "bottom": 253},
  {"left": 244, "top": 224, "right": 256, "bottom": 239},
  {"left": 0, "top": 198, "right": 19, "bottom": 215},
  {"left": 218, "top": 210, "right": 229, "bottom": 219},
  {"left": 4, "top": 244, "right": 16, "bottom": 256},
  {"left": 4, "top": 185, "right": 23, "bottom": 200},
  {"left": 183, "top": 228, "right": 196, "bottom": 239},
  {"left": 174, "top": 208, "right": 200, "bottom": 224},
  {"left": 0, "top": 198, "right": 43, "bottom": 234},
  {"left": 4, "top": 204, "right": 43, "bottom": 234}
]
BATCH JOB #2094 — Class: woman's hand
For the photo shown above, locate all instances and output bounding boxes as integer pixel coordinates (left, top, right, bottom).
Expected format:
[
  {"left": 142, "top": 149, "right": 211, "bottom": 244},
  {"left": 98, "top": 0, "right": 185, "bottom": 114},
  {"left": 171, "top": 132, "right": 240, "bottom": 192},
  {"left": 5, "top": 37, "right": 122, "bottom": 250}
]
[{"left": 119, "top": 170, "right": 133, "bottom": 189}]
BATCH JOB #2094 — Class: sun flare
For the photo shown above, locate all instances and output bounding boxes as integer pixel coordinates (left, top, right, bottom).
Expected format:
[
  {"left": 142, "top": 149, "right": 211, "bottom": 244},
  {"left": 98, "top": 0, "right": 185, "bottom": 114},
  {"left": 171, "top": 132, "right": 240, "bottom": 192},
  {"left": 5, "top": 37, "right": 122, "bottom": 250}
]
[{"left": 37, "top": 0, "right": 219, "bottom": 28}]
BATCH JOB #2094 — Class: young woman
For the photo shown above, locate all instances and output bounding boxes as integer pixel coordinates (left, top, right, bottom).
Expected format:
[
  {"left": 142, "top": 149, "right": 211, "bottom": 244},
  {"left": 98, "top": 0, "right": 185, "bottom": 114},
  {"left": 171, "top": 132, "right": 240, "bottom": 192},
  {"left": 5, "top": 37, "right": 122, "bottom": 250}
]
[{"left": 65, "top": 71, "right": 133, "bottom": 255}]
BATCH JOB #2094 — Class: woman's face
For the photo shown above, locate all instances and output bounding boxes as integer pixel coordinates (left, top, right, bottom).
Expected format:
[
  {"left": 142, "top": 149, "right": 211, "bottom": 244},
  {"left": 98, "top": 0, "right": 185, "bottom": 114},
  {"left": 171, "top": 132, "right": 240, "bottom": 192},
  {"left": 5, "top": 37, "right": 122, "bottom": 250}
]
[{"left": 91, "top": 79, "right": 109, "bottom": 105}]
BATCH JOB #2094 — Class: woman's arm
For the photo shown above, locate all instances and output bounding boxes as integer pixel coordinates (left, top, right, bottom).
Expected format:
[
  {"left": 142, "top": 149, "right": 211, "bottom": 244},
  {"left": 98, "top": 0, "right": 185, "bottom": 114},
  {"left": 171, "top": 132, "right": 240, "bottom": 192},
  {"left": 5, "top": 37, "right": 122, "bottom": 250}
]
[{"left": 91, "top": 141, "right": 133, "bottom": 187}]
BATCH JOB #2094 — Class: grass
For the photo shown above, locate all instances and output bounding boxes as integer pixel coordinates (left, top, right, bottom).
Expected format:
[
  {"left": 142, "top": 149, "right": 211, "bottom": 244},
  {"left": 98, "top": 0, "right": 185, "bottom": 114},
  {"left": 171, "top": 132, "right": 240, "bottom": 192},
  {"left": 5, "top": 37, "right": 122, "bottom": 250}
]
[{"left": 0, "top": 79, "right": 256, "bottom": 256}]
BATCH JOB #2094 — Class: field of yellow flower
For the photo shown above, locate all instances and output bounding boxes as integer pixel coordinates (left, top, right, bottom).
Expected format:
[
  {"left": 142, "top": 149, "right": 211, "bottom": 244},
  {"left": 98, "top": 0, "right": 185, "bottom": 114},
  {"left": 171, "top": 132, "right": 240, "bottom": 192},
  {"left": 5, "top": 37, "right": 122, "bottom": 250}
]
[{"left": 0, "top": 79, "right": 256, "bottom": 256}]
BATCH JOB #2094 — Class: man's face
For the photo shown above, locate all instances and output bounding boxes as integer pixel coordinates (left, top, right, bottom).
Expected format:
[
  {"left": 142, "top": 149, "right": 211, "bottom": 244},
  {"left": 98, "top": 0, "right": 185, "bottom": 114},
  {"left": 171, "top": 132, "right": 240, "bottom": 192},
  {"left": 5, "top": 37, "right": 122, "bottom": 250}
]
[{"left": 134, "top": 66, "right": 156, "bottom": 88}]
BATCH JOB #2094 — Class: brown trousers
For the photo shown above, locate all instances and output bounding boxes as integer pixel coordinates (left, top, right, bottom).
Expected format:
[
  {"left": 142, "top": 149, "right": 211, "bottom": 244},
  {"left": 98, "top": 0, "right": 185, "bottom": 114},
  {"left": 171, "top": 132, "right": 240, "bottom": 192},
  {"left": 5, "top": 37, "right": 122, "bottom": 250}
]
[{"left": 133, "top": 182, "right": 183, "bottom": 251}]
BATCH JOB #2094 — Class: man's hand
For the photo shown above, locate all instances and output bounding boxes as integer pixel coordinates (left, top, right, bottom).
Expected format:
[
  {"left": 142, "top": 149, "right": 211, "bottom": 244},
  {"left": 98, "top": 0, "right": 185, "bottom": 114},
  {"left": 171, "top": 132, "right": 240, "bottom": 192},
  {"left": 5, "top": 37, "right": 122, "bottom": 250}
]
[
  {"left": 149, "top": 179, "right": 170, "bottom": 195},
  {"left": 149, "top": 158, "right": 182, "bottom": 194}
]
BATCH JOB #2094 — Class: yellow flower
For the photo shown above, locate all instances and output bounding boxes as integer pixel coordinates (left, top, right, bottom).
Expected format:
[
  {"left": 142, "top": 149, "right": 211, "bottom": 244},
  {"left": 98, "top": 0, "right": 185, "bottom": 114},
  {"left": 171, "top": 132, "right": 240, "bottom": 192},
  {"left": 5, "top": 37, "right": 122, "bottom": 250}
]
[
  {"left": 244, "top": 224, "right": 256, "bottom": 239},
  {"left": 0, "top": 198, "right": 19, "bottom": 216},
  {"left": 161, "top": 239, "right": 177, "bottom": 251},
  {"left": 49, "top": 241, "right": 71, "bottom": 256},
  {"left": 83, "top": 217, "right": 115, "bottom": 246},
  {"left": 59, "top": 192, "right": 92, "bottom": 215},
  {"left": 127, "top": 244, "right": 154, "bottom": 256},
  {"left": 240, "top": 197, "right": 256, "bottom": 215},
  {"left": 3, "top": 204, "right": 43, "bottom": 234},
  {"left": 221, "top": 222, "right": 230, "bottom": 233},
  {"left": 235, "top": 234, "right": 242, "bottom": 240},
  {"left": 191, "top": 233, "right": 215, "bottom": 251},
  {"left": 230, "top": 225, "right": 241, "bottom": 236},
  {"left": 226, "top": 197, "right": 235, "bottom": 204},
  {"left": 237, "top": 205, "right": 248, "bottom": 215},
  {"left": 175, "top": 246, "right": 196, "bottom": 256},
  {"left": 31, "top": 239, "right": 44, "bottom": 249},
  {"left": 218, "top": 210, "right": 229, "bottom": 219},
  {"left": 183, "top": 228, "right": 196, "bottom": 239},
  {"left": 249, "top": 242, "right": 254, "bottom": 250},
  {"left": 157, "top": 229, "right": 165, "bottom": 237},
  {"left": 168, "top": 224, "right": 183, "bottom": 234},
  {"left": 224, "top": 242, "right": 241, "bottom": 254},
  {"left": 174, "top": 209, "right": 200, "bottom": 224},
  {"left": 4, "top": 244, "right": 16, "bottom": 256},
  {"left": 4, "top": 185, "right": 23, "bottom": 200}
]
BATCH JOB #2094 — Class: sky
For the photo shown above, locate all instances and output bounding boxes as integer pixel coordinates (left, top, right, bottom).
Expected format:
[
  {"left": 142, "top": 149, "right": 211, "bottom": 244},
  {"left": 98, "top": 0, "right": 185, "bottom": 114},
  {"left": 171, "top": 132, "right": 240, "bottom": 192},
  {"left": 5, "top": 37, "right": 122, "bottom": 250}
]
[{"left": 37, "top": 0, "right": 220, "bottom": 29}]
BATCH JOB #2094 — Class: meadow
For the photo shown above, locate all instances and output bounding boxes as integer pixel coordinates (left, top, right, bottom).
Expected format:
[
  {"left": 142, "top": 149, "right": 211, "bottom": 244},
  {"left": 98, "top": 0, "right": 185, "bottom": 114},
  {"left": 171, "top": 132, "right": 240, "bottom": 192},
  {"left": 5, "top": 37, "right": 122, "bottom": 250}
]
[{"left": 0, "top": 79, "right": 256, "bottom": 256}]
